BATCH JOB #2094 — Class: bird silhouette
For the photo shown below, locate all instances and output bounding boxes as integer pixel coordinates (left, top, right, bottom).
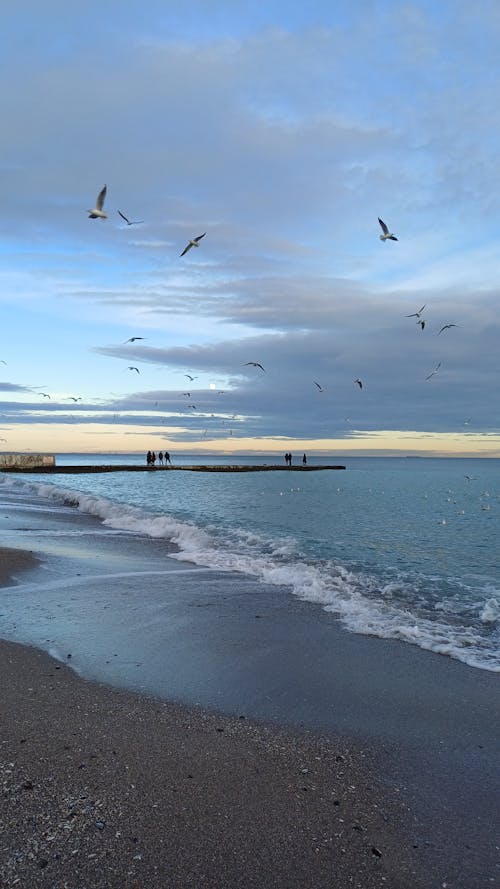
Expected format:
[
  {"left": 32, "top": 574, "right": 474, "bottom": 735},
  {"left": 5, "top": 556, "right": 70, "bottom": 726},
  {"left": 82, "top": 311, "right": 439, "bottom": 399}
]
[
  {"left": 425, "top": 361, "right": 441, "bottom": 381},
  {"left": 180, "top": 233, "right": 206, "bottom": 257},
  {"left": 118, "top": 210, "right": 144, "bottom": 226},
  {"left": 378, "top": 218, "right": 398, "bottom": 241},
  {"left": 406, "top": 305, "right": 426, "bottom": 318},
  {"left": 243, "top": 362, "right": 266, "bottom": 372},
  {"left": 88, "top": 185, "right": 107, "bottom": 219}
]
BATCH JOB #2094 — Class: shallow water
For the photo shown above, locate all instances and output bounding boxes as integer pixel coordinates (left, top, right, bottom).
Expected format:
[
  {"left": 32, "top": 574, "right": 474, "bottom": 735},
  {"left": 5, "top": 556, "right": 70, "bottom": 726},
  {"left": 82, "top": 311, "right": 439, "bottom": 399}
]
[{"left": 1, "top": 454, "right": 499, "bottom": 671}]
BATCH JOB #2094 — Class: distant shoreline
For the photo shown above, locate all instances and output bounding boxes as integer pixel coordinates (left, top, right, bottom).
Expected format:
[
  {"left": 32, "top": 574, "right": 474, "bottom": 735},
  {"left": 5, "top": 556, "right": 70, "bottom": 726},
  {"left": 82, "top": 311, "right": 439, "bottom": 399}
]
[{"left": 0, "top": 463, "right": 346, "bottom": 474}]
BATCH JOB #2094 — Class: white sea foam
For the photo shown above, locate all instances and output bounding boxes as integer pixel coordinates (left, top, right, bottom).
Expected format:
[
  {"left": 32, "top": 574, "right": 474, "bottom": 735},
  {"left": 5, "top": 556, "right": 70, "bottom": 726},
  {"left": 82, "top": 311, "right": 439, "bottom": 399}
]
[{"left": 1, "top": 475, "right": 499, "bottom": 672}]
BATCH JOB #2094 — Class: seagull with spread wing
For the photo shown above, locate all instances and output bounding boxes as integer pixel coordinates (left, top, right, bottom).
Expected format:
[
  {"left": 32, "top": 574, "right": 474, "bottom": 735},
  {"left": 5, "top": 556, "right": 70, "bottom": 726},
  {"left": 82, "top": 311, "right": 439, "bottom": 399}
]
[
  {"left": 378, "top": 218, "right": 398, "bottom": 241},
  {"left": 354, "top": 378, "right": 363, "bottom": 389},
  {"left": 88, "top": 185, "right": 108, "bottom": 219},
  {"left": 118, "top": 210, "right": 144, "bottom": 226},
  {"left": 243, "top": 362, "right": 266, "bottom": 372},
  {"left": 437, "top": 324, "right": 458, "bottom": 335},
  {"left": 184, "top": 374, "right": 197, "bottom": 381},
  {"left": 406, "top": 304, "right": 426, "bottom": 318},
  {"left": 313, "top": 381, "right": 324, "bottom": 392},
  {"left": 180, "top": 233, "right": 206, "bottom": 257},
  {"left": 124, "top": 337, "right": 146, "bottom": 343},
  {"left": 425, "top": 361, "right": 441, "bottom": 381},
  {"left": 128, "top": 366, "right": 140, "bottom": 374}
]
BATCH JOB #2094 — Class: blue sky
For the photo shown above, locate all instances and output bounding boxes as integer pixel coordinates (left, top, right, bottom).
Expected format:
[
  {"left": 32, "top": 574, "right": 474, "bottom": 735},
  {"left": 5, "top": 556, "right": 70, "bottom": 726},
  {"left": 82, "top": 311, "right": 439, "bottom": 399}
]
[{"left": 1, "top": 1, "right": 499, "bottom": 455}]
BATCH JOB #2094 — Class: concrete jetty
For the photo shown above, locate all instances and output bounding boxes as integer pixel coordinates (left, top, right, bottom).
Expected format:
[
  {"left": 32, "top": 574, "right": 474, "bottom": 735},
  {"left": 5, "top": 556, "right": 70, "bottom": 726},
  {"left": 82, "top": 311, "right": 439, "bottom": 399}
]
[{"left": 0, "top": 463, "right": 346, "bottom": 474}]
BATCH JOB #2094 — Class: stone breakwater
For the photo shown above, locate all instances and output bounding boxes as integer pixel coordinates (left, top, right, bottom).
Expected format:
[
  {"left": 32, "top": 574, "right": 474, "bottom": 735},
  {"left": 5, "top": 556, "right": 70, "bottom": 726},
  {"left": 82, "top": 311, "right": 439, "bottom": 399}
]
[{"left": 0, "top": 464, "right": 346, "bottom": 474}]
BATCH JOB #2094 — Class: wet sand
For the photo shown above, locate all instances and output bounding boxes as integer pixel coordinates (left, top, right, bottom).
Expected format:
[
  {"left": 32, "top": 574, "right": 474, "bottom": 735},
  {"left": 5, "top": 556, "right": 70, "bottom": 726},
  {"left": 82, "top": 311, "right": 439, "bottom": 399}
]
[
  {"left": 0, "top": 487, "right": 499, "bottom": 888},
  {"left": 1, "top": 633, "right": 419, "bottom": 889}
]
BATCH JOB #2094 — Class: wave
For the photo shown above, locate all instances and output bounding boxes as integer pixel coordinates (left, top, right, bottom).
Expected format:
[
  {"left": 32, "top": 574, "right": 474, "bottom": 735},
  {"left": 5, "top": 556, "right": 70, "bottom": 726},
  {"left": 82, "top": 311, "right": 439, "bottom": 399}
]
[{"left": 1, "top": 475, "right": 498, "bottom": 672}]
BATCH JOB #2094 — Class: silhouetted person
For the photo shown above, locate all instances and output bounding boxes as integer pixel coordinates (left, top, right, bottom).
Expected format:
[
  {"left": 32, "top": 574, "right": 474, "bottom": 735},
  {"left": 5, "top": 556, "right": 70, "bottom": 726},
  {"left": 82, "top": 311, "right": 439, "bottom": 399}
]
[
  {"left": 158, "top": 451, "right": 163, "bottom": 465},
  {"left": 164, "top": 451, "right": 171, "bottom": 465},
  {"left": 302, "top": 453, "right": 307, "bottom": 465},
  {"left": 146, "top": 450, "right": 152, "bottom": 465}
]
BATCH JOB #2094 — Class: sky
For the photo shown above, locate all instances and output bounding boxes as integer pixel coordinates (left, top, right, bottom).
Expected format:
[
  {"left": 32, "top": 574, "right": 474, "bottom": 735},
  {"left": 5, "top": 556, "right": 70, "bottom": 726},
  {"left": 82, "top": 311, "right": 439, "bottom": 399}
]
[{"left": 1, "top": 0, "right": 499, "bottom": 456}]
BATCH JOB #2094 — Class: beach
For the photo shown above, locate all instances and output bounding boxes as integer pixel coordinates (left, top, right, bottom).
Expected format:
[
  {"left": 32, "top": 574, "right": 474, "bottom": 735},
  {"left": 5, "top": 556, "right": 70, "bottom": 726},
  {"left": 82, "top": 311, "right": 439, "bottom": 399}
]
[
  {"left": 1, "top": 633, "right": 418, "bottom": 889},
  {"left": 0, "top": 478, "right": 499, "bottom": 888}
]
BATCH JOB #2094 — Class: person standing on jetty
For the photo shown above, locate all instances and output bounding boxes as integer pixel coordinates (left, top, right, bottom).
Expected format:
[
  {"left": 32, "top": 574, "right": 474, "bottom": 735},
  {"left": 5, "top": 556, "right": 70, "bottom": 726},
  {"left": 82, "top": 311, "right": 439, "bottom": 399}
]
[
  {"left": 302, "top": 453, "right": 307, "bottom": 465},
  {"left": 164, "top": 451, "right": 171, "bottom": 465},
  {"left": 158, "top": 451, "right": 163, "bottom": 465}
]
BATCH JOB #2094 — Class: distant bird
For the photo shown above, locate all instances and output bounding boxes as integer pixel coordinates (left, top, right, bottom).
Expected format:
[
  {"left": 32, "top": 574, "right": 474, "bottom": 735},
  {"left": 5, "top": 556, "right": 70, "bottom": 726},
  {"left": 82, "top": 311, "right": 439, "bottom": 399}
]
[
  {"left": 243, "top": 362, "right": 266, "bottom": 372},
  {"left": 180, "top": 233, "right": 206, "bottom": 257},
  {"left": 425, "top": 361, "right": 441, "bottom": 381},
  {"left": 124, "top": 336, "right": 146, "bottom": 344},
  {"left": 118, "top": 210, "right": 144, "bottom": 226},
  {"left": 0, "top": 359, "right": 6, "bottom": 365},
  {"left": 354, "top": 378, "right": 363, "bottom": 389},
  {"left": 88, "top": 185, "right": 108, "bottom": 219},
  {"left": 417, "top": 319, "right": 425, "bottom": 331},
  {"left": 40, "top": 392, "right": 51, "bottom": 399},
  {"left": 437, "top": 324, "right": 458, "bottom": 335},
  {"left": 184, "top": 374, "right": 197, "bottom": 381},
  {"left": 67, "top": 397, "right": 81, "bottom": 402},
  {"left": 128, "top": 366, "right": 140, "bottom": 374},
  {"left": 406, "top": 305, "right": 426, "bottom": 318},
  {"left": 313, "top": 381, "right": 324, "bottom": 392},
  {"left": 189, "top": 405, "right": 197, "bottom": 409},
  {"left": 378, "top": 218, "right": 398, "bottom": 241},
  {"left": 217, "top": 390, "right": 225, "bottom": 395},
  {"left": 182, "top": 392, "right": 191, "bottom": 397}
]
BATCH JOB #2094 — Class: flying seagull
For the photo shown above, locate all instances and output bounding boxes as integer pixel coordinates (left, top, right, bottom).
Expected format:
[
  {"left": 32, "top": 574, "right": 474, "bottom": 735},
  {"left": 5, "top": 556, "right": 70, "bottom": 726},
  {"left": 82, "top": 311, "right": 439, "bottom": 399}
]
[
  {"left": 354, "top": 378, "right": 363, "bottom": 389},
  {"left": 313, "top": 381, "right": 324, "bottom": 392},
  {"left": 243, "top": 362, "right": 266, "bottom": 372},
  {"left": 124, "top": 336, "right": 146, "bottom": 343},
  {"left": 40, "top": 392, "right": 51, "bottom": 399},
  {"left": 118, "top": 210, "right": 144, "bottom": 226},
  {"left": 425, "top": 361, "right": 441, "bottom": 381},
  {"left": 180, "top": 233, "right": 206, "bottom": 257},
  {"left": 406, "top": 305, "right": 426, "bottom": 318},
  {"left": 88, "top": 185, "right": 108, "bottom": 219},
  {"left": 67, "top": 397, "right": 82, "bottom": 402},
  {"left": 437, "top": 324, "right": 458, "bottom": 335},
  {"left": 128, "top": 366, "right": 140, "bottom": 374},
  {"left": 184, "top": 374, "right": 197, "bottom": 381},
  {"left": 378, "top": 218, "right": 398, "bottom": 241},
  {"left": 417, "top": 319, "right": 426, "bottom": 331}
]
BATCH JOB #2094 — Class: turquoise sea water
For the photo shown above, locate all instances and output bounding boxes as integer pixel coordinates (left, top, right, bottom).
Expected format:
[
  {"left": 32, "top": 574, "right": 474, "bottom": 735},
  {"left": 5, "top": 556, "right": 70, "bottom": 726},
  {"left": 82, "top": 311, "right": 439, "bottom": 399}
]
[{"left": 1, "top": 454, "right": 499, "bottom": 671}]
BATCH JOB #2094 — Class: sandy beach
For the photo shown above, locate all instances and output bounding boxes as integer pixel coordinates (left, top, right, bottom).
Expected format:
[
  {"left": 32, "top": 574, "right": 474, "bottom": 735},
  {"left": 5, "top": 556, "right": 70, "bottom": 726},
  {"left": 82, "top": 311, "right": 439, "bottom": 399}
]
[
  {"left": 0, "top": 484, "right": 499, "bottom": 888},
  {"left": 1, "top": 632, "right": 420, "bottom": 889}
]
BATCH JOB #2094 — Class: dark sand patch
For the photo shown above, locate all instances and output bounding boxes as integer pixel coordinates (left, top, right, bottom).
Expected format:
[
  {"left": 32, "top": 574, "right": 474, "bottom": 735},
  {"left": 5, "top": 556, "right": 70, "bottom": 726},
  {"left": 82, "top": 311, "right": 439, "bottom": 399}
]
[
  {"left": 0, "top": 640, "right": 420, "bottom": 889},
  {"left": 0, "top": 546, "right": 39, "bottom": 586}
]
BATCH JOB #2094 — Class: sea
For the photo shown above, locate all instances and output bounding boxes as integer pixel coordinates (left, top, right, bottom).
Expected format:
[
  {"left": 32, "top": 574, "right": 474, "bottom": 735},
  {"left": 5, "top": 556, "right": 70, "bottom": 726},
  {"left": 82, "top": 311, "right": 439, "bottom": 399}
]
[{"left": 1, "top": 453, "right": 498, "bottom": 674}]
